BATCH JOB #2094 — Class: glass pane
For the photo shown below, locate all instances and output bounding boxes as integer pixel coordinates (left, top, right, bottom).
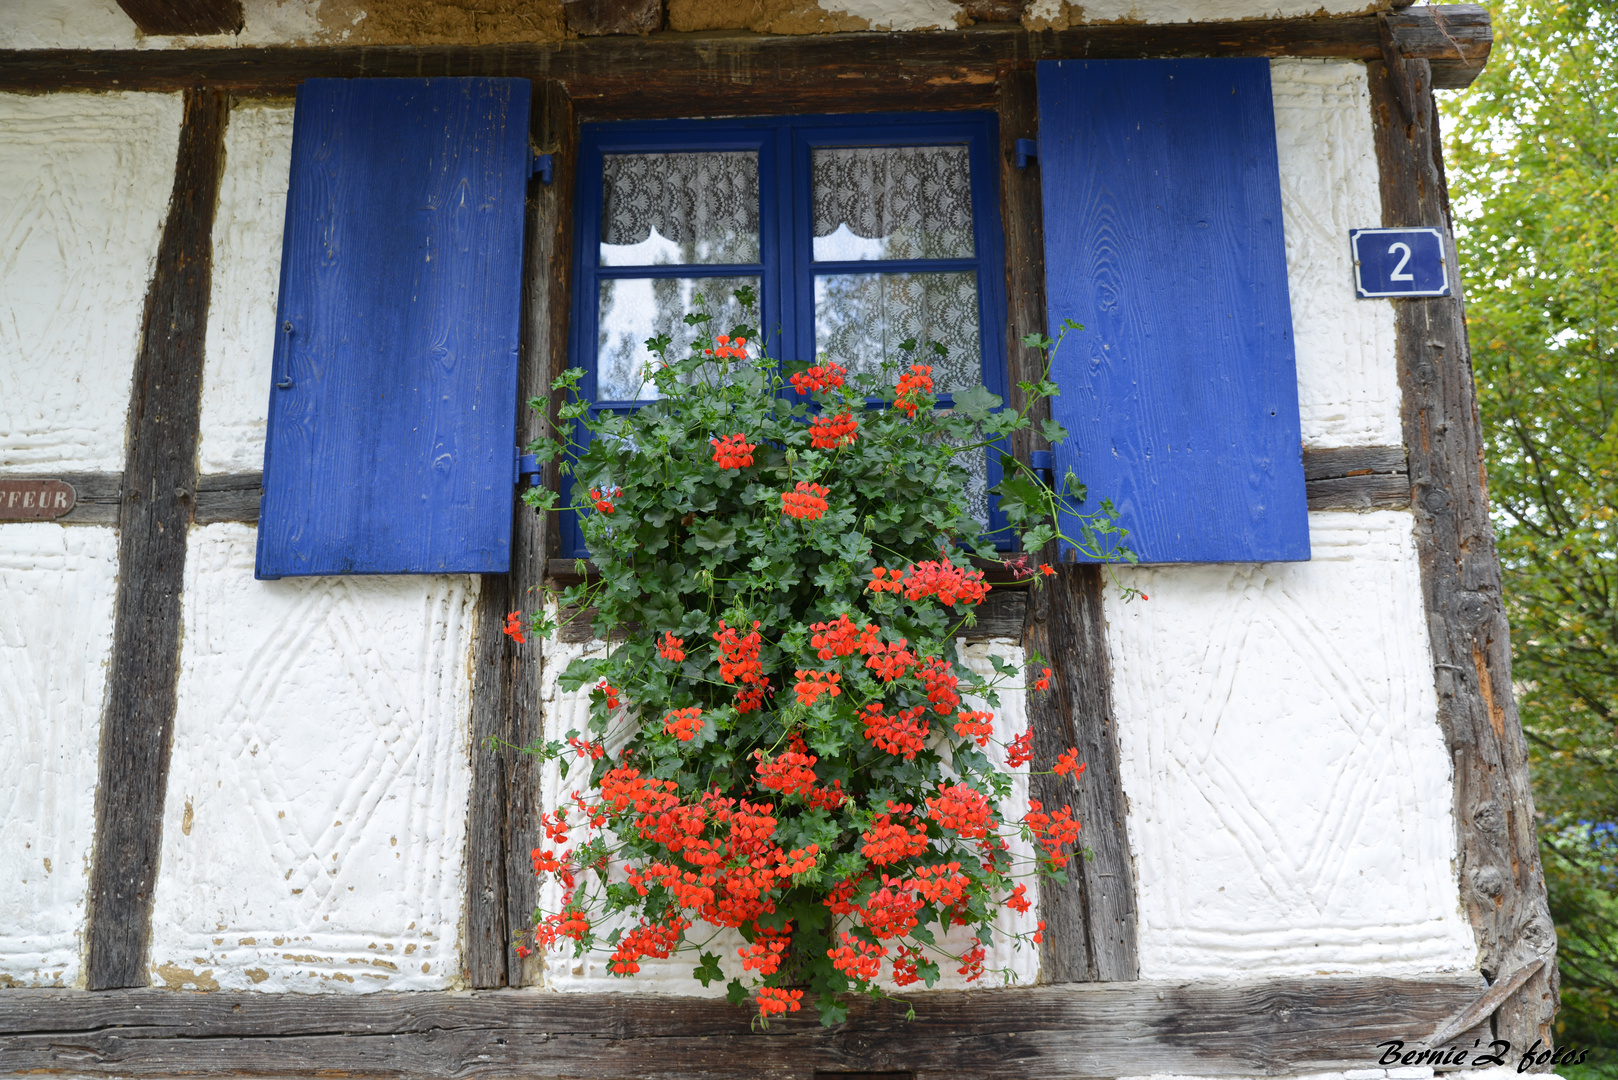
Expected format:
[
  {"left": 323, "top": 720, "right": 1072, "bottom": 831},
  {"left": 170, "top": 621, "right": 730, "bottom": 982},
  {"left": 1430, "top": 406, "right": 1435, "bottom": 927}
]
[
  {"left": 811, "top": 145, "right": 974, "bottom": 262},
  {"left": 601, "top": 152, "right": 760, "bottom": 266},
  {"left": 596, "top": 276, "right": 760, "bottom": 402},
  {"left": 813, "top": 271, "right": 980, "bottom": 391}
]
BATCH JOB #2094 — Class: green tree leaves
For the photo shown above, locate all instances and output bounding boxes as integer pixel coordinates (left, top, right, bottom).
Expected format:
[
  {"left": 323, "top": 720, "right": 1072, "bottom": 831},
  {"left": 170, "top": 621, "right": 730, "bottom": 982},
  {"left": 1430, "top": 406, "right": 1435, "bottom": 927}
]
[{"left": 1444, "top": 0, "right": 1618, "bottom": 1056}]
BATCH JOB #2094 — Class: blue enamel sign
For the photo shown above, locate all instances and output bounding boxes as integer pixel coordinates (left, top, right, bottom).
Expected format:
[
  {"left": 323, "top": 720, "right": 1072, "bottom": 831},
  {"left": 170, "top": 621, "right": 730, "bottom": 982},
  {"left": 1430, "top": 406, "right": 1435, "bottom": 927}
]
[{"left": 1350, "top": 227, "right": 1451, "bottom": 298}]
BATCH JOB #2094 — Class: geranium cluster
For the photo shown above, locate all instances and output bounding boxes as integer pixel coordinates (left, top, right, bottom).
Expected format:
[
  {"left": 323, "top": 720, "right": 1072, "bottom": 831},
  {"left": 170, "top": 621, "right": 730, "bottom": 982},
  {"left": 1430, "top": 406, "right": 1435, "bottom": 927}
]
[{"left": 512, "top": 289, "right": 1129, "bottom": 1028}]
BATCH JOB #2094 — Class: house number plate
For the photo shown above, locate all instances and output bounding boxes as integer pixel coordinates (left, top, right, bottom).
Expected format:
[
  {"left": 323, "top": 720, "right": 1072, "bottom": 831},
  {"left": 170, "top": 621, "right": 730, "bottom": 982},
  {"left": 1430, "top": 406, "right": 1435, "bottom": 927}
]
[
  {"left": 1350, "top": 227, "right": 1452, "bottom": 298},
  {"left": 0, "top": 479, "right": 76, "bottom": 521}
]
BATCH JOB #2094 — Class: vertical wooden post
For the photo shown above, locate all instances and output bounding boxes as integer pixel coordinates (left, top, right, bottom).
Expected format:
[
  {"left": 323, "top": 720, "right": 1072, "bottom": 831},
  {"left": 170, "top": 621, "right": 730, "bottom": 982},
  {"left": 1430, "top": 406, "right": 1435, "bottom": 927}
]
[
  {"left": 464, "top": 81, "right": 577, "bottom": 989},
  {"left": 505, "top": 81, "right": 577, "bottom": 986},
  {"left": 998, "top": 67, "right": 1139, "bottom": 983},
  {"left": 1367, "top": 58, "right": 1559, "bottom": 1044},
  {"left": 84, "top": 87, "right": 229, "bottom": 990}
]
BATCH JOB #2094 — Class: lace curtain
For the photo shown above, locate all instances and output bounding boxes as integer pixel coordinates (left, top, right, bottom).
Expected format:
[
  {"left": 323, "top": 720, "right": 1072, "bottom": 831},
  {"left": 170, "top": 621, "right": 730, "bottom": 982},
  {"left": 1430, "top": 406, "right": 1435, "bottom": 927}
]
[
  {"left": 811, "top": 145, "right": 974, "bottom": 261},
  {"left": 601, "top": 152, "right": 760, "bottom": 266},
  {"left": 596, "top": 276, "right": 759, "bottom": 402}
]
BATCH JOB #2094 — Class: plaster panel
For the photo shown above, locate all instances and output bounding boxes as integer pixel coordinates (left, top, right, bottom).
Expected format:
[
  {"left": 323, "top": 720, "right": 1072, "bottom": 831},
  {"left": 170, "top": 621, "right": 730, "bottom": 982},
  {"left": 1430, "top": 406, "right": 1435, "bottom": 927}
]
[
  {"left": 1023, "top": 0, "right": 1374, "bottom": 28},
  {"left": 535, "top": 627, "right": 1038, "bottom": 994},
  {"left": 0, "top": 524, "right": 119, "bottom": 988},
  {"left": 198, "top": 102, "right": 295, "bottom": 474},
  {"left": 148, "top": 524, "right": 478, "bottom": 992},
  {"left": 1271, "top": 60, "right": 1403, "bottom": 449},
  {"left": 1106, "top": 511, "right": 1476, "bottom": 978},
  {"left": 0, "top": 92, "right": 181, "bottom": 473}
]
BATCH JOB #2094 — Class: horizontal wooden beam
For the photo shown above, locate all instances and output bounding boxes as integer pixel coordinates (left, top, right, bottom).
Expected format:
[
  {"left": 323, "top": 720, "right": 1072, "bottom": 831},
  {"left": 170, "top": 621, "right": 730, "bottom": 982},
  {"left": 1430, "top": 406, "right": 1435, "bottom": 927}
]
[
  {"left": 1302, "top": 444, "right": 1411, "bottom": 510},
  {"left": 0, "top": 472, "right": 260, "bottom": 526},
  {"left": 0, "top": 975, "right": 1482, "bottom": 1078},
  {"left": 0, "top": 6, "right": 1490, "bottom": 104}
]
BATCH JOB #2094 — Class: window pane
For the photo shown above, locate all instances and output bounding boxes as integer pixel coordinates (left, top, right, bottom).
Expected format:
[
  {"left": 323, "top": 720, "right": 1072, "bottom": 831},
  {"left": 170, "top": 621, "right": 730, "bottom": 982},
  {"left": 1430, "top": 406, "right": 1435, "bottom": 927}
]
[
  {"left": 596, "top": 276, "right": 760, "bottom": 402},
  {"left": 601, "top": 152, "right": 760, "bottom": 266},
  {"left": 811, "top": 145, "right": 974, "bottom": 262},
  {"left": 813, "top": 271, "right": 980, "bottom": 391}
]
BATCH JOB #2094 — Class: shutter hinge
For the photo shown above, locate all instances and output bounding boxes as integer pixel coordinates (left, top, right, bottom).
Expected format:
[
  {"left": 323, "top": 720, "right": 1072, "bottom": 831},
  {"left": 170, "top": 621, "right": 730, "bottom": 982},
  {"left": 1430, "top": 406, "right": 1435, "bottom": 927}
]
[
  {"left": 531, "top": 152, "right": 554, "bottom": 184},
  {"left": 516, "top": 449, "right": 543, "bottom": 486},
  {"left": 1030, "top": 450, "right": 1054, "bottom": 486},
  {"left": 1015, "top": 138, "right": 1038, "bottom": 170}
]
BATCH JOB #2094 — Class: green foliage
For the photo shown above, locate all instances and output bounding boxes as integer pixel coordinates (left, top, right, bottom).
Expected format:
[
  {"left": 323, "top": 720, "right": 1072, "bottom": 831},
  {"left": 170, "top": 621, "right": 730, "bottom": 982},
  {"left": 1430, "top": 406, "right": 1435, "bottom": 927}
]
[
  {"left": 1443, "top": 0, "right": 1618, "bottom": 1054},
  {"left": 516, "top": 293, "right": 1120, "bottom": 1025}
]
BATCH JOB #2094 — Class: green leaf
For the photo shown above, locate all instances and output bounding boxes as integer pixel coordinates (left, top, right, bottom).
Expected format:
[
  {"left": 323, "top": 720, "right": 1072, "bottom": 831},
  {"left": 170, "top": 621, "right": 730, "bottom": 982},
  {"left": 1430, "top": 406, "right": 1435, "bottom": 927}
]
[
  {"left": 952, "top": 384, "right": 1002, "bottom": 419},
  {"left": 693, "top": 952, "right": 725, "bottom": 987},
  {"left": 691, "top": 518, "right": 737, "bottom": 551},
  {"left": 726, "top": 978, "right": 750, "bottom": 1006},
  {"left": 1039, "top": 418, "right": 1069, "bottom": 445}
]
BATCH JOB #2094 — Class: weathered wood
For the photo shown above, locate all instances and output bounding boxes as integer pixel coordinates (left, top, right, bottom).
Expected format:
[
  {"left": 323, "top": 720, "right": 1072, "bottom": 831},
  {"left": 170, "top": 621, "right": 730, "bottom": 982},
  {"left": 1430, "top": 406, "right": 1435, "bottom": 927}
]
[
  {"left": 0, "top": 472, "right": 122, "bottom": 525},
  {"left": 997, "top": 67, "right": 1045, "bottom": 486},
  {"left": 1301, "top": 444, "right": 1411, "bottom": 510},
  {"left": 465, "top": 568, "right": 513, "bottom": 988},
  {"left": 503, "top": 81, "right": 577, "bottom": 987},
  {"left": 1426, "top": 957, "right": 1546, "bottom": 1047},
  {"left": 1026, "top": 566, "right": 1139, "bottom": 983},
  {"left": 193, "top": 471, "right": 262, "bottom": 524},
  {"left": 0, "top": 7, "right": 1491, "bottom": 100},
  {"left": 84, "top": 87, "right": 228, "bottom": 990},
  {"left": 0, "top": 976, "right": 1482, "bottom": 1077},
  {"left": 1367, "top": 60, "right": 1558, "bottom": 1047},
  {"left": 114, "top": 0, "right": 243, "bottom": 36}
]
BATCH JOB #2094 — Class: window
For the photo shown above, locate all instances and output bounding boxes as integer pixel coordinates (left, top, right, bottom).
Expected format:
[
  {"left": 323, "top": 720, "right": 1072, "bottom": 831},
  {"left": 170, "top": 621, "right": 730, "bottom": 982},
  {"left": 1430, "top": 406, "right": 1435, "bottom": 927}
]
[{"left": 562, "top": 112, "right": 1008, "bottom": 559}]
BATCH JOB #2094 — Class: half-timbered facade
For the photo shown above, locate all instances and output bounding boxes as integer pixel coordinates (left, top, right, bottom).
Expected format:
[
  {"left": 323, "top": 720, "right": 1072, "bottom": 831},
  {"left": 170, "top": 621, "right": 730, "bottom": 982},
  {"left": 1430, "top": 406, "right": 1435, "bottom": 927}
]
[{"left": 0, "top": 0, "right": 1558, "bottom": 1073}]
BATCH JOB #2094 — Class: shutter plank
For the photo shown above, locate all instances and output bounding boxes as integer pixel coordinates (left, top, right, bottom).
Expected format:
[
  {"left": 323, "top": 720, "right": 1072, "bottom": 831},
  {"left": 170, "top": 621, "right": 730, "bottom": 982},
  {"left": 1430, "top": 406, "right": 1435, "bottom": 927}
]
[
  {"left": 1037, "top": 59, "right": 1308, "bottom": 564},
  {"left": 257, "top": 78, "right": 529, "bottom": 578}
]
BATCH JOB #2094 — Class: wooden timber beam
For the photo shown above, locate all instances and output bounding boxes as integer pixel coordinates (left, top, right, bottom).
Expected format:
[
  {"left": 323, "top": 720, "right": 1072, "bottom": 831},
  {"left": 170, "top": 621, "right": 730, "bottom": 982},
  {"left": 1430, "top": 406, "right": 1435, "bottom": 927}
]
[
  {"left": 0, "top": 976, "right": 1484, "bottom": 1078},
  {"left": 81, "top": 87, "right": 229, "bottom": 991},
  {"left": 115, "top": 0, "right": 244, "bottom": 36},
  {"left": 0, "top": 6, "right": 1490, "bottom": 103},
  {"left": 1367, "top": 59, "right": 1559, "bottom": 1046},
  {"left": 0, "top": 454, "right": 1398, "bottom": 530}
]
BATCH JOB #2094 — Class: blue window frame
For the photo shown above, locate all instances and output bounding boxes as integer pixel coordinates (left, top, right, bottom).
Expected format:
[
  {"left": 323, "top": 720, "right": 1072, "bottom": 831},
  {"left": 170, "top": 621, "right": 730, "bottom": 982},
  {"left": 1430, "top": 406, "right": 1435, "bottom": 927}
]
[{"left": 562, "top": 111, "right": 1009, "bottom": 558}]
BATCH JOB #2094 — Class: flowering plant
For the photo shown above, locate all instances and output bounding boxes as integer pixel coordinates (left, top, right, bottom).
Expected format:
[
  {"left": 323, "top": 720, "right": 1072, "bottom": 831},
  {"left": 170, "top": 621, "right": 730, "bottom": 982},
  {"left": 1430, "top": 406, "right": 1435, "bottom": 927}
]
[{"left": 510, "top": 288, "right": 1129, "bottom": 1026}]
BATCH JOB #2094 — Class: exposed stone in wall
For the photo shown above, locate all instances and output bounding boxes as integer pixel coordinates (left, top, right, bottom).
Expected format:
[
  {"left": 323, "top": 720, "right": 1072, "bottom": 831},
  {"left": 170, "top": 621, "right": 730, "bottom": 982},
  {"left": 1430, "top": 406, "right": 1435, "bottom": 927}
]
[
  {"left": 0, "top": 525, "right": 120, "bottom": 990},
  {"left": 0, "top": 92, "right": 181, "bottom": 473},
  {"left": 1105, "top": 511, "right": 1477, "bottom": 978},
  {"left": 147, "top": 524, "right": 479, "bottom": 992},
  {"left": 317, "top": 0, "right": 567, "bottom": 44}
]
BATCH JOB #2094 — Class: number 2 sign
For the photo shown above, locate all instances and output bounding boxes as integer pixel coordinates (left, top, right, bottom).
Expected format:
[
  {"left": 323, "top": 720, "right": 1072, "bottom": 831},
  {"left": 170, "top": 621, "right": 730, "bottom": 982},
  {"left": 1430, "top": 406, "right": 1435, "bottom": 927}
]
[{"left": 1349, "top": 227, "right": 1451, "bottom": 298}]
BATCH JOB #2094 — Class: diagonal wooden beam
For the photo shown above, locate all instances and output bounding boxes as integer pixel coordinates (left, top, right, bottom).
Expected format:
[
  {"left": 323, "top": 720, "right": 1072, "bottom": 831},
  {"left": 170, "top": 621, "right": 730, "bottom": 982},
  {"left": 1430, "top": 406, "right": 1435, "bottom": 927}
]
[
  {"left": 115, "top": 0, "right": 243, "bottom": 36},
  {"left": 83, "top": 87, "right": 230, "bottom": 990}
]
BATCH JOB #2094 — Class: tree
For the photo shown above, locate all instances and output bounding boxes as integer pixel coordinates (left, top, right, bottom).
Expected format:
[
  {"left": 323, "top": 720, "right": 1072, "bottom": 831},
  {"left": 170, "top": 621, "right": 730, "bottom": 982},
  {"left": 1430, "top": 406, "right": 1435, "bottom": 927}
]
[{"left": 1443, "top": 0, "right": 1618, "bottom": 1062}]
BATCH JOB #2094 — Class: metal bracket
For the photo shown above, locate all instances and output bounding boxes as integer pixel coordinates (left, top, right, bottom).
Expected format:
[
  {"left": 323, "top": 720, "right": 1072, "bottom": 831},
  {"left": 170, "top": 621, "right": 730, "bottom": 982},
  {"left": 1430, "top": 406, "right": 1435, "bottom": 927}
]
[
  {"left": 1030, "top": 449, "right": 1054, "bottom": 486},
  {"left": 1015, "top": 138, "right": 1038, "bottom": 170},
  {"left": 532, "top": 152, "right": 554, "bottom": 184},
  {"left": 515, "top": 450, "right": 543, "bottom": 486}
]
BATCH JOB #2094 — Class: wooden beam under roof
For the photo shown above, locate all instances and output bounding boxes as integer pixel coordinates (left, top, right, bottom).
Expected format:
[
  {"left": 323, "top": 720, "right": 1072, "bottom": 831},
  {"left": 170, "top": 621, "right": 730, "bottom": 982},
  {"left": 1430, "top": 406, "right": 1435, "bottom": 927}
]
[{"left": 0, "top": 5, "right": 1490, "bottom": 101}]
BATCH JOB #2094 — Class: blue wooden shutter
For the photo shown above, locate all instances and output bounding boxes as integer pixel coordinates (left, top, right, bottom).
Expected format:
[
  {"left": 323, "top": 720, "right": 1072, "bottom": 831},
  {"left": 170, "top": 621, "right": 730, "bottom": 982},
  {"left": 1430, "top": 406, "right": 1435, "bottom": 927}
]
[
  {"left": 1036, "top": 59, "right": 1308, "bottom": 564},
  {"left": 256, "top": 78, "right": 530, "bottom": 579}
]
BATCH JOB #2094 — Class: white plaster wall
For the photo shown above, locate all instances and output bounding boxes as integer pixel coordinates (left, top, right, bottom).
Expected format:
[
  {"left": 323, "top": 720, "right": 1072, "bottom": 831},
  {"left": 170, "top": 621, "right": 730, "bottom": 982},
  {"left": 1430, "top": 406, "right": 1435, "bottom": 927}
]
[
  {"left": 147, "top": 524, "right": 479, "bottom": 992},
  {"left": 199, "top": 101, "right": 295, "bottom": 474},
  {"left": 535, "top": 628, "right": 1039, "bottom": 993},
  {"left": 1023, "top": 0, "right": 1373, "bottom": 26},
  {"left": 1106, "top": 510, "right": 1476, "bottom": 978},
  {"left": 0, "top": 92, "right": 181, "bottom": 473},
  {"left": 1271, "top": 60, "right": 1403, "bottom": 450},
  {"left": 0, "top": 524, "right": 120, "bottom": 988}
]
